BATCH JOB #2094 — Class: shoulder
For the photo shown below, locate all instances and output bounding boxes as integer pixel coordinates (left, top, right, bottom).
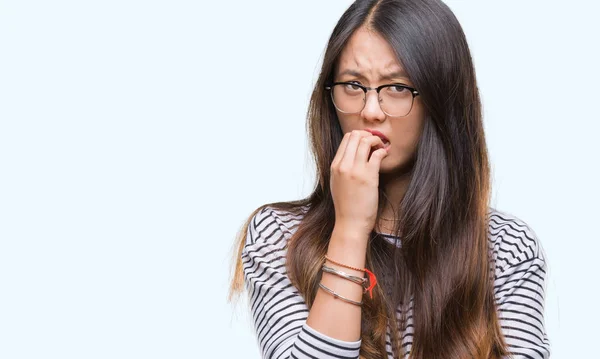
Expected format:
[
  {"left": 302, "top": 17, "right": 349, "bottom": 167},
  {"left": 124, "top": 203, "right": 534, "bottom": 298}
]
[
  {"left": 245, "top": 204, "right": 308, "bottom": 248},
  {"left": 241, "top": 204, "right": 308, "bottom": 295},
  {"left": 487, "top": 207, "right": 547, "bottom": 271}
]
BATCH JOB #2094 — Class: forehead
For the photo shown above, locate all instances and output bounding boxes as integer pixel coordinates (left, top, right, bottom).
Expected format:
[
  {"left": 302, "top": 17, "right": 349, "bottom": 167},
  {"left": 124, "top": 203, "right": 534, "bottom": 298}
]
[{"left": 336, "top": 27, "right": 405, "bottom": 77}]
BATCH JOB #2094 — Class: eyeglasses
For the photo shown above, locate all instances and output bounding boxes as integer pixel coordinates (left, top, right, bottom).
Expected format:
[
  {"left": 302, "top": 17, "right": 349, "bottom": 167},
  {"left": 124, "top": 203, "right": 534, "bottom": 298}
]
[{"left": 325, "top": 81, "right": 420, "bottom": 117}]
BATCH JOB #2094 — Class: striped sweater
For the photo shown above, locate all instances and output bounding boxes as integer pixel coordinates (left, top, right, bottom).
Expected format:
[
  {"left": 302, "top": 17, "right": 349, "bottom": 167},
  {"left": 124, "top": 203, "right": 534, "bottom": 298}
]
[{"left": 241, "top": 206, "right": 550, "bottom": 359}]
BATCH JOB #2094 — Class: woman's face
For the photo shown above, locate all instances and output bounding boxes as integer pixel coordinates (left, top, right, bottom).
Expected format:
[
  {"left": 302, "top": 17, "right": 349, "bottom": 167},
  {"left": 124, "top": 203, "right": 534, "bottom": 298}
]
[{"left": 334, "top": 26, "right": 426, "bottom": 174}]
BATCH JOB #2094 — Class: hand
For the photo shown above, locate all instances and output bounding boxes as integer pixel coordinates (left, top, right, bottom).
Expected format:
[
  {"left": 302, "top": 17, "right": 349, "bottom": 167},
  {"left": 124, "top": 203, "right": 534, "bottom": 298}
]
[{"left": 330, "top": 130, "right": 389, "bottom": 238}]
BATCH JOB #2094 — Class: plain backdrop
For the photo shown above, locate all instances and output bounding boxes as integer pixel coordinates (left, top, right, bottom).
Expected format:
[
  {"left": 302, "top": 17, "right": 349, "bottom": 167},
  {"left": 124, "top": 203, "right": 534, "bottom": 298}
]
[{"left": 1, "top": 0, "right": 598, "bottom": 358}]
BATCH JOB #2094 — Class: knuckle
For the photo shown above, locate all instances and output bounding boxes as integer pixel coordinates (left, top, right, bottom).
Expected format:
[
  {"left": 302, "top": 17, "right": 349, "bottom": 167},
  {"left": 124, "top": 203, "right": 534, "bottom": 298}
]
[{"left": 338, "top": 165, "right": 351, "bottom": 174}]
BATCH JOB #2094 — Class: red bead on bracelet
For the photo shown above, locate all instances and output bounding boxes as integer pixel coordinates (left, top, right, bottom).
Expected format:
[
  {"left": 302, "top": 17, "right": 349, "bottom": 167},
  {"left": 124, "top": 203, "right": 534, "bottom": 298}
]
[{"left": 324, "top": 255, "right": 378, "bottom": 299}]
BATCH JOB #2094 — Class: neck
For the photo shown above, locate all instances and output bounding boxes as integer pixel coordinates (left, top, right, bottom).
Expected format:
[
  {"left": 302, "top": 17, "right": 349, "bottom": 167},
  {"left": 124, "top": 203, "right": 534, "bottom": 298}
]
[
  {"left": 376, "top": 166, "right": 414, "bottom": 233},
  {"left": 379, "top": 162, "right": 414, "bottom": 214}
]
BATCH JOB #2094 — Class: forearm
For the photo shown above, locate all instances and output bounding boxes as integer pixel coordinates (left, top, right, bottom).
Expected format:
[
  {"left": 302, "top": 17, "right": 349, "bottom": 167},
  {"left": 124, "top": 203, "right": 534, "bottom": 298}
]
[{"left": 305, "top": 226, "right": 369, "bottom": 342}]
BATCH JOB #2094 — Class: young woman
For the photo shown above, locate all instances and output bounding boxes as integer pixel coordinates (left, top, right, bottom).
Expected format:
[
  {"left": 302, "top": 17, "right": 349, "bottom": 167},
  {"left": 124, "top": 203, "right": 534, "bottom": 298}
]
[{"left": 229, "top": 1, "right": 550, "bottom": 358}]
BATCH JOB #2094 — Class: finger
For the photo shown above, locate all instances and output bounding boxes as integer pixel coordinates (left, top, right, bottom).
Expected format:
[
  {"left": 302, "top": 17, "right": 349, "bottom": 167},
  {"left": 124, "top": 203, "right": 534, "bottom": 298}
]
[
  {"left": 331, "top": 131, "right": 352, "bottom": 168},
  {"left": 367, "top": 147, "right": 389, "bottom": 171},
  {"left": 340, "top": 130, "right": 372, "bottom": 167},
  {"left": 356, "top": 136, "right": 385, "bottom": 164}
]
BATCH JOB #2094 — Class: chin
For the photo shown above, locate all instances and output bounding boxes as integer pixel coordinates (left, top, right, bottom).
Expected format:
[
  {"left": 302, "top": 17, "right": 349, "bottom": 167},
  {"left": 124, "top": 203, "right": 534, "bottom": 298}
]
[
  {"left": 378, "top": 161, "right": 399, "bottom": 174},
  {"left": 378, "top": 155, "right": 416, "bottom": 176}
]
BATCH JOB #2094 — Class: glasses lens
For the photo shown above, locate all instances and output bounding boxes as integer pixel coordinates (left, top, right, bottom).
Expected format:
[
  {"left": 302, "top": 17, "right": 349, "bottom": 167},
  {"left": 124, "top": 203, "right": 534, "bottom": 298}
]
[
  {"left": 332, "top": 84, "right": 365, "bottom": 113},
  {"left": 380, "top": 85, "right": 414, "bottom": 117}
]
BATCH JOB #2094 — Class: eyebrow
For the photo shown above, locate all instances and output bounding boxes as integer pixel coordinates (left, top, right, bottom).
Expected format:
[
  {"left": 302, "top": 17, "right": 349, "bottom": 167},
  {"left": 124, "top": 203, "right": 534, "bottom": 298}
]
[
  {"left": 337, "top": 69, "right": 410, "bottom": 81},
  {"left": 381, "top": 70, "right": 409, "bottom": 80}
]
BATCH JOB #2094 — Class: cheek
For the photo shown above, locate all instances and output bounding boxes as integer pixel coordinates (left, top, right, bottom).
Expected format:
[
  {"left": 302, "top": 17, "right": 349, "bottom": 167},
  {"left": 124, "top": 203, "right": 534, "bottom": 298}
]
[
  {"left": 336, "top": 113, "right": 355, "bottom": 133},
  {"left": 392, "top": 119, "right": 425, "bottom": 152}
]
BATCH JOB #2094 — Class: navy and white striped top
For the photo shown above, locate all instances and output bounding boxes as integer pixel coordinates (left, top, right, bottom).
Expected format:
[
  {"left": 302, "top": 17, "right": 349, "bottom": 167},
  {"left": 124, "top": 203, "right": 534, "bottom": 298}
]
[{"left": 241, "top": 206, "right": 550, "bottom": 358}]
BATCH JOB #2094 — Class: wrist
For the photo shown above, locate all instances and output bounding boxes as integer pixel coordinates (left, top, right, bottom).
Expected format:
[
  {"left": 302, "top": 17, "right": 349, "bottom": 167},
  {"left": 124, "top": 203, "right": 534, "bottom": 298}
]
[
  {"left": 332, "top": 222, "right": 371, "bottom": 242},
  {"left": 325, "top": 229, "right": 369, "bottom": 282}
]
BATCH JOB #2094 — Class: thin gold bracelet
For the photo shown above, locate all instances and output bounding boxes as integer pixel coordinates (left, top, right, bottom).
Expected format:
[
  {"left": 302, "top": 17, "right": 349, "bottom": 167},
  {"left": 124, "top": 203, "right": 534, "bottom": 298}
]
[{"left": 318, "top": 283, "right": 363, "bottom": 306}]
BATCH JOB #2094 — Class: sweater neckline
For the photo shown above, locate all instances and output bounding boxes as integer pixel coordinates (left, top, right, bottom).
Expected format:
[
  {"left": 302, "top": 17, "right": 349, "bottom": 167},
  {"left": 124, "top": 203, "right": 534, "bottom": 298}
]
[
  {"left": 375, "top": 232, "right": 400, "bottom": 238},
  {"left": 375, "top": 232, "right": 402, "bottom": 247}
]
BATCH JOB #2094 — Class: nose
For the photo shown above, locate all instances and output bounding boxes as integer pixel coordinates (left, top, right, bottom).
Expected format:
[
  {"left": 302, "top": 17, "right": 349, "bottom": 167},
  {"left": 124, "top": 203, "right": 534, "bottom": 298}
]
[{"left": 361, "top": 90, "right": 386, "bottom": 122}]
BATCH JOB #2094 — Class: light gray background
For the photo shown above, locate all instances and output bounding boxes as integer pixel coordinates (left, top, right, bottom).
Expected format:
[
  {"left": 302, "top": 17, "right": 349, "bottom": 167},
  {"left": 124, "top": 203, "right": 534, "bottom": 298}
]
[{"left": 1, "top": 0, "right": 598, "bottom": 358}]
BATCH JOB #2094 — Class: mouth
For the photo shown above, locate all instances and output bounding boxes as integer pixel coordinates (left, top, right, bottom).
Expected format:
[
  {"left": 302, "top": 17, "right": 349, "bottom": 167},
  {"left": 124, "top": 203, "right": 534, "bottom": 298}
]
[{"left": 364, "top": 129, "right": 391, "bottom": 149}]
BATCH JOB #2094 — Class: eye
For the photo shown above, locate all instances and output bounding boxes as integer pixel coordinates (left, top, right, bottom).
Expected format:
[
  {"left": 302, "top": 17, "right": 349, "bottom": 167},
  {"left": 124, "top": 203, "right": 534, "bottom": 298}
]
[
  {"left": 388, "top": 85, "right": 407, "bottom": 93},
  {"left": 344, "top": 82, "right": 362, "bottom": 91}
]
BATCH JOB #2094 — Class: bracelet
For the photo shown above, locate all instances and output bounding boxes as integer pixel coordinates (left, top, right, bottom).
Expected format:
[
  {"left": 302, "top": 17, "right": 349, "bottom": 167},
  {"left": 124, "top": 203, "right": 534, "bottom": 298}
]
[
  {"left": 324, "top": 255, "right": 364, "bottom": 272},
  {"left": 321, "top": 264, "right": 366, "bottom": 286},
  {"left": 318, "top": 283, "right": 363, "bottom": 306},
  {"left": 324, "top": 255, "right": 378, "bottom": 299}
]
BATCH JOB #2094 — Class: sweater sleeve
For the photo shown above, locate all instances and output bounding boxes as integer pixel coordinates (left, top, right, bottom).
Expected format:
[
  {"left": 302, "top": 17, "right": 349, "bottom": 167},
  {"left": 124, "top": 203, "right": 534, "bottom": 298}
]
[
  {"left": 242, "top": 207, "right": 362, "bottom": 359},
  {"left": 493, "top": 223, "right": 551, "bottom": 359}
]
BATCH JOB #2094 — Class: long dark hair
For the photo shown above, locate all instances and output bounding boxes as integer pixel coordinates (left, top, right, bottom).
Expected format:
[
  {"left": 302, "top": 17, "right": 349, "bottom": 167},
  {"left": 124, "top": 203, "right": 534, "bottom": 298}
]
[{"left": 229, "top": 1, "right": 509, "bottom": 358}]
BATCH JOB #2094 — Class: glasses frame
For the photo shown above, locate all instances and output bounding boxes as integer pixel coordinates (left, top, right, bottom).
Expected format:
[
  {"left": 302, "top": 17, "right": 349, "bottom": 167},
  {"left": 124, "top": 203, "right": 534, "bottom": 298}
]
[{"left": 325, "top": 81, "right": 420, "bottom": 117}]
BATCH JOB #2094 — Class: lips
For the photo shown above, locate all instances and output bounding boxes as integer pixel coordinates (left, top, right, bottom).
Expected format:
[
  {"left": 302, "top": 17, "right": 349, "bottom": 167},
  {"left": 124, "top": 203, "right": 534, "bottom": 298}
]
[{"left": 364, "top": 129, "right": 390, "bottom": 148}]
